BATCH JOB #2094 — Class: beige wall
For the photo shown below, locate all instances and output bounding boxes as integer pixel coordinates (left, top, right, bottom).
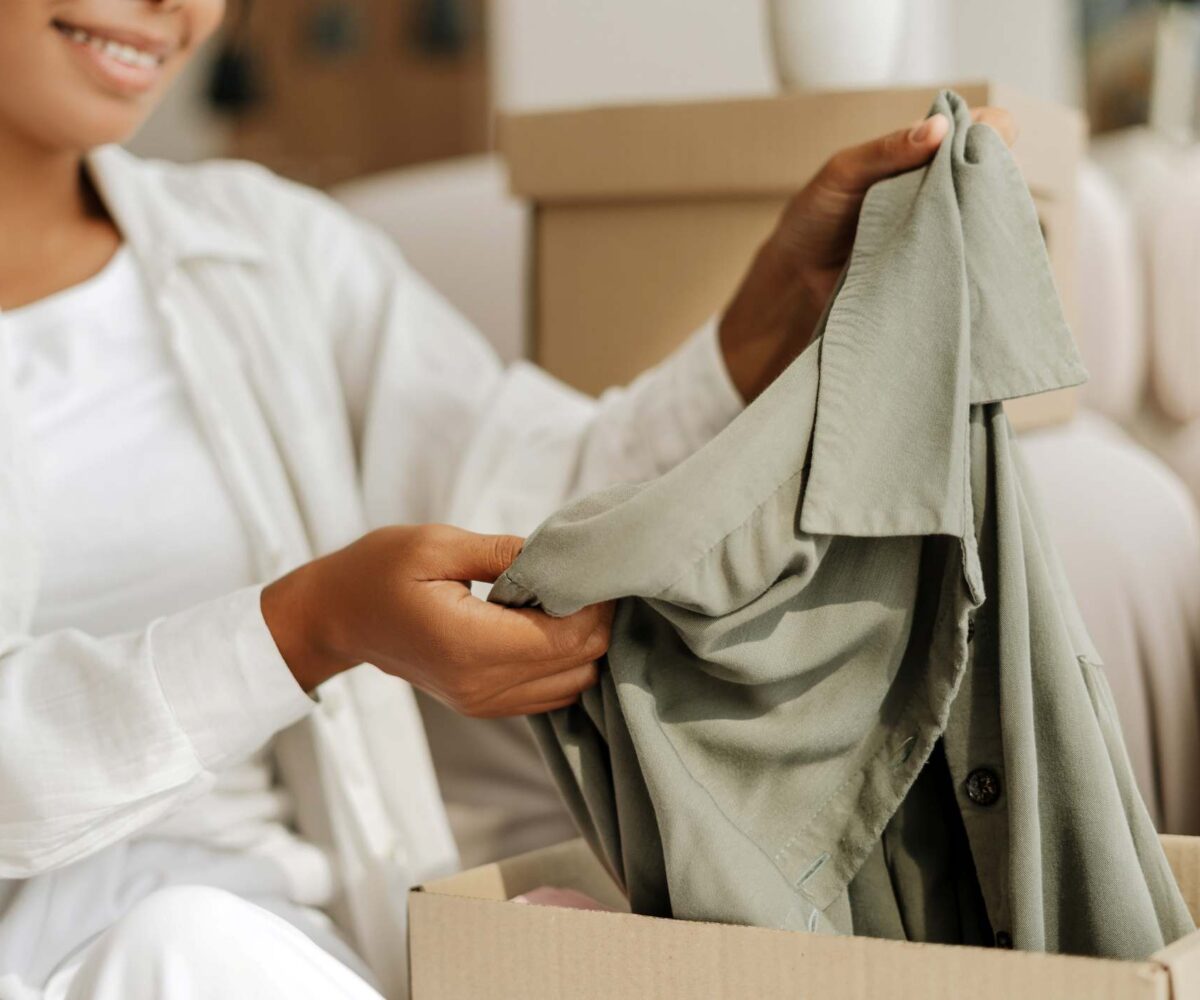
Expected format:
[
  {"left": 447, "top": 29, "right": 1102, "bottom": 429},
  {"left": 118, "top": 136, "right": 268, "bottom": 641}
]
[{"left": 489, "top": 0, "right": 776, "bottom": 112}]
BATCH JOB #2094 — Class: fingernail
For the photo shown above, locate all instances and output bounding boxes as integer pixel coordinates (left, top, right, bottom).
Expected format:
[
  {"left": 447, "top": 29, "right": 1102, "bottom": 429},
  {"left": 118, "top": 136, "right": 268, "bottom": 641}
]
[{"left": 910, "top": 113, "right": 949, "bottom": 144}]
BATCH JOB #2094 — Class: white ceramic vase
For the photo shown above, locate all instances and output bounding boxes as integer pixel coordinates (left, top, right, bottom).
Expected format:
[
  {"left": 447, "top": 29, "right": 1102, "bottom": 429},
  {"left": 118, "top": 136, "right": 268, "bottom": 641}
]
[{"left": 766, "top": 0, "right": 909, "bottom": 90}]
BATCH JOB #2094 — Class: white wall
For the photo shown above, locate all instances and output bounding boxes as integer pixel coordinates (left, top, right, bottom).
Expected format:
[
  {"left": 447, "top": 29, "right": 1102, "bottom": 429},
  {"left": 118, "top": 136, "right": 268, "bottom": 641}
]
[
  {"left": 490, "top": 0, "right": 1084, "bottom": 113},
  {"left": 926, "top": 0, "right": 1083, "bottom": 106},
  {"left": 489, "top": 0, "right": 777, "bottom": 111}
]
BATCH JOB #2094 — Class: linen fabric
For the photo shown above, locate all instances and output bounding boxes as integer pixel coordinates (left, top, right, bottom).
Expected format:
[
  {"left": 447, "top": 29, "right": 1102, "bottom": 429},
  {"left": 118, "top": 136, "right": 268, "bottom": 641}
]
[
  {"left": 0, "top": 881, "right": 382, "bottom": 1000},
  {"left": 490, "top": 91, "right": 1195, "bottom": 958},
  {"left": 2, "top": 244, "right": 333, "bottom": 907},
  {"left": 0, "top": 838, "right": 375, "bottom": 995},
  {"left": 0, "top": 146, "right": 743, "bottom": 998}
]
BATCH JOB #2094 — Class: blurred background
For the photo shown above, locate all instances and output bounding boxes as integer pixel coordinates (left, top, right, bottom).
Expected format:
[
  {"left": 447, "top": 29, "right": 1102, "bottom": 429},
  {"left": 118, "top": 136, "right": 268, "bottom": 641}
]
[
  {"left": 128, "top": 0, "right": 1200, "bottom": 857},
  {"left": 133, "top": 0, "right": 1089, "bottom": 179}
]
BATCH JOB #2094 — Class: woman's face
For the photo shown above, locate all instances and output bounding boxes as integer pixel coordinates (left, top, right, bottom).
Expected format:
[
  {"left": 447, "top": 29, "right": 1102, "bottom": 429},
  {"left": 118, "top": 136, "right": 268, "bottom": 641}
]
[{"left": 0, "top": 0, "right": 226, "bottom": 154}]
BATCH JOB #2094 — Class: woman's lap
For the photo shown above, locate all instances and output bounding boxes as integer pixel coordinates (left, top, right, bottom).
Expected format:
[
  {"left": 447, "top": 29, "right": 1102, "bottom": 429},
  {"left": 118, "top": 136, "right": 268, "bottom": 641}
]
[{"left": 0, "top": 839, "right": 378, "bottom": 999}]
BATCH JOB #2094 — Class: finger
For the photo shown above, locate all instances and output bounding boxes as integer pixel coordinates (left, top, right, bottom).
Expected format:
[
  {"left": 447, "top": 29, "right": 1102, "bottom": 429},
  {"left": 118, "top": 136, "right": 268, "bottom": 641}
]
[
  {"left": 481, "top": 630, "right": 610, "bottom": 690},
  {"left": 819, "top": 113, "right": 950, "bottom": 194},
  {"left": 970, "top": 106, "right": 1017, "bottom": 147},
  {"left": 443, "top": 588, "right": 614, "bottom": 666},
  {"left": 481, "top": 661, "right": 601, "bottom": 718},
  {"left": 512, "top": 694, "right": 587, "bottom": 716},
  {"left": 418, "top": 525, "right": 525, "bottom": 584}
]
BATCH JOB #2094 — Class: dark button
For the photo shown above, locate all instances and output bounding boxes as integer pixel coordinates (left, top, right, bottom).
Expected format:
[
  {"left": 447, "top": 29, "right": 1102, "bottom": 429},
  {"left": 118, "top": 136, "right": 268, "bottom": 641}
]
[
  {"left": 965, "top": 768, "right": 1001, "bottom": 807},
  {"left": 995, "top": 931, "right": 1013, "bottom": 949},
  {"left": 966, "top": 615, "right": 976, "bottom": 643}
]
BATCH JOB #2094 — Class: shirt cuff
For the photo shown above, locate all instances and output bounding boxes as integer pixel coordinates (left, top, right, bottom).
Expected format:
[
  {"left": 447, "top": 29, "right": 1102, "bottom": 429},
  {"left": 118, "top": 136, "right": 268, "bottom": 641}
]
[
  {"left": 149, "top": 585, "right": 315, "bottom": 771},
  {"left": 612, "top": 318, "right": 746, "bottom": 478},
  {"left": 669, "top": 318, "right": 747, "bottom": 446}
]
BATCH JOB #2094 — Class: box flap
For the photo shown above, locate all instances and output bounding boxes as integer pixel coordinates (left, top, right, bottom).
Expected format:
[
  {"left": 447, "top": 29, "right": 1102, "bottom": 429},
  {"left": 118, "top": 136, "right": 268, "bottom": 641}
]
[
  {"left": 500, "top": 81, "right": 1085, "bottom": 204},
  {"left": 1162, "top": 835, "right": 1200, "bottom": 921},
  {"left": 409, "top": 890, "right": 1168, "bottom": 1000},
  {"left": 1153, "top": 931, "right": 1200, "bottom": 998},
  {"left": 411, "top": 838, "right": 1200, "bottom": 1000},
  {"left": 417, "top": 838, "right": 628, "bottom": 911}
]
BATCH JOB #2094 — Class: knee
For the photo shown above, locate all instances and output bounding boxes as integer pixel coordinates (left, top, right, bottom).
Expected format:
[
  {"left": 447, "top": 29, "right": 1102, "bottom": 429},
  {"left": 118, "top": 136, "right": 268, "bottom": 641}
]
[
  {"left": 67, "top": 885, "right": 379, "bottom": 1000},
  {"left": 103, "top": 885, "right": 266, "bottom": 966}
]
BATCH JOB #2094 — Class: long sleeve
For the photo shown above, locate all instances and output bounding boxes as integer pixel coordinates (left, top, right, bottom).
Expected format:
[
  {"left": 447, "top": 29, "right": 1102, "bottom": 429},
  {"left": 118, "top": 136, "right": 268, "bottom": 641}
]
[
  {"left": 0, "top": 586, "right": 313, "bottom": 877},
  {"left": 314, "top": 205, "right": 744, "bottom": 535},
  {"left": 273, "top": 177, "right": 748, "bottom": 877}
]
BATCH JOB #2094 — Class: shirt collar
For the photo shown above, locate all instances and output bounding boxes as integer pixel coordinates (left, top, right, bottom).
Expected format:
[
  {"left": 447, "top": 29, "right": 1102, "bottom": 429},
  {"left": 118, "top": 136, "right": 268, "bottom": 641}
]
[
  {"left": 797, "top": 89, "right": 1087, "bottom": 541},
  {"left": 85, "top": 145, "right": 265, "bottom": 288}
]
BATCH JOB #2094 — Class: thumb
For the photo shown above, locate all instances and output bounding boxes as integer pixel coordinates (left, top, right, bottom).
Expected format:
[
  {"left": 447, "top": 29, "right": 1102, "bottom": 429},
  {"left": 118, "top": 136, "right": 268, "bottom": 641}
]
[
  {"left": 820, "top": 113, "right": 950, "bottom": 194},
  {"left": 432, "top": 528, "right": 525, "bottom": 584}
]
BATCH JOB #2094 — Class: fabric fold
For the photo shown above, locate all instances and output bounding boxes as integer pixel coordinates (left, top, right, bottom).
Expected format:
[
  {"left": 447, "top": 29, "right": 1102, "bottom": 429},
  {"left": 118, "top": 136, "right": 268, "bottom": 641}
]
[
  {"left": 799, "top": 91, "right": 1086, "bottom": 544},
  {"left": 490, "top": 90, "right": 1191, "bottom": 959}
]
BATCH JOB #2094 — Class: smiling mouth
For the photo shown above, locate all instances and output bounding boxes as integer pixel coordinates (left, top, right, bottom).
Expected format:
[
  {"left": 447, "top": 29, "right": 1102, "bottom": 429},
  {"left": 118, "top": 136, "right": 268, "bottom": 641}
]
[{"left": 51, "top": 18, "right": 172, "bottom": 70}]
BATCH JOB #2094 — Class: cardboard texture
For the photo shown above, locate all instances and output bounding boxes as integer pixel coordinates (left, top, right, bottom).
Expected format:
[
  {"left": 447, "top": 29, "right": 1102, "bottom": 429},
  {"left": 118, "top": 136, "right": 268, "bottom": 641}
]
[
  {"left": 410, "top": 836, "right": 1200, "bottom": 1000},
  {"left": 499, "top": 82, "right": 1088, "bottom": 433}
]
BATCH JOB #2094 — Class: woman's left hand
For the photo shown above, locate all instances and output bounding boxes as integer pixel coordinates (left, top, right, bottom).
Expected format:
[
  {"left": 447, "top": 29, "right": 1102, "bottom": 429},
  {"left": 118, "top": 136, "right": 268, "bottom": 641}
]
[{"left": 717, "top": 106, "right": 1017, "bottom": 402}]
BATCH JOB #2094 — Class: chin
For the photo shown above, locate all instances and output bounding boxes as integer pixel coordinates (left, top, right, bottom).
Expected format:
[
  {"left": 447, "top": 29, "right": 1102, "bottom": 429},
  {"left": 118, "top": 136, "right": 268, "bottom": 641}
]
[
  {"left": 23, "top": 89, "right": 159, "bottom": 154},
  {"left": 71, "top": 100, "right": 155, "bottom": 149}
]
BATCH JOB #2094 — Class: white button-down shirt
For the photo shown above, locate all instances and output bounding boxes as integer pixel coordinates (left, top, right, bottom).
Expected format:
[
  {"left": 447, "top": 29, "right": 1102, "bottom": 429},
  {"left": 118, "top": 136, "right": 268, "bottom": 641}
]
[{"left": 0, "top": 146, "right": 743, "bottom": 997}]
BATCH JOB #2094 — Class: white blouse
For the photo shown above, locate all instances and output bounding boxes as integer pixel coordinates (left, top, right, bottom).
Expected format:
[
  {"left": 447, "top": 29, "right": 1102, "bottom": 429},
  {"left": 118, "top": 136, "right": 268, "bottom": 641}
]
[
  {"left": 0, "top": 145, "right": 744, "bottom": 996},
  {"left": 3, "top": 244, "right": 332, "bottom": 904},
  {"left": 9, "top": 245, "right": 256, "bottom": 637}
]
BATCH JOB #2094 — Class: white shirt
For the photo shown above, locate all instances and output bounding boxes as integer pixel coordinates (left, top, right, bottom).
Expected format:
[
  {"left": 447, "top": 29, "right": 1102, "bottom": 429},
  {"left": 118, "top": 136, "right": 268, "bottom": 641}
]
[
  {"left": 2, "top": 245, "right": 333, "bottom": 907},
  {"left": 10, "top": 246, "right": 258, "bottom": 637},
  {"left": 0, "top": 146, "right": 744, "bottom": 997}
]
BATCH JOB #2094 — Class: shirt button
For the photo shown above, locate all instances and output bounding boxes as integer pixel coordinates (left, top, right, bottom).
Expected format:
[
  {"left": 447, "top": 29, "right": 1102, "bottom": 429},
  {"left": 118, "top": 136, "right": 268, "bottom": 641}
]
[
  {"left": 965, "top": 768, "right": 1001, "bottom": 806},
  {"left": 995, "top": 931, "right": 1013, "bottom": 949}
]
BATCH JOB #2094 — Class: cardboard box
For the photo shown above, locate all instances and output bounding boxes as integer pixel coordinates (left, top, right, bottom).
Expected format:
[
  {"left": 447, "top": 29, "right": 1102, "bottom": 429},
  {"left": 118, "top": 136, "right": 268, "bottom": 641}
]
[
  {"left": 409, "top": 835, "right": 1200, "bottom": 999},
  {"left": 499, "top": 82, "right": 1087, "bottom": 432}
]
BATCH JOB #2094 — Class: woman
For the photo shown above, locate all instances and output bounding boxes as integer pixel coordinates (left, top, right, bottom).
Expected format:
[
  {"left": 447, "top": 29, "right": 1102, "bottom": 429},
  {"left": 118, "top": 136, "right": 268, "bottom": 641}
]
[{"left": 0, "top": 0, "right": 1014, "bottom": 996}]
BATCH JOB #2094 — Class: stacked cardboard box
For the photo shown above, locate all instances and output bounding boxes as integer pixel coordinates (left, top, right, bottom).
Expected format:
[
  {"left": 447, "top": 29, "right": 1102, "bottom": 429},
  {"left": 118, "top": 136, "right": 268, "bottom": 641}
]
[{"left": 499, "top": 81, "right": 1087, "bottom": 431}]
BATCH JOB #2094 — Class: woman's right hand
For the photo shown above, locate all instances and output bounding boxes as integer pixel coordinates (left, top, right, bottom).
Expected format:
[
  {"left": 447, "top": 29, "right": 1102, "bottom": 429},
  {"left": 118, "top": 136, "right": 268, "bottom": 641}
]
[{"left": 261, "top": 525, "right": 611, "bottom": 717}]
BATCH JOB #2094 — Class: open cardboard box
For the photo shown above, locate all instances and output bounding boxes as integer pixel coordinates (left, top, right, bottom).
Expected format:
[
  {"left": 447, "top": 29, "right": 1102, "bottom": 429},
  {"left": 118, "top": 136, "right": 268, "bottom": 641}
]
[
  {"left": 409, "top": 835, "right": 1200, "bottom": 999},
  {"left": 499, "top": 81, "right": 1087, "bottom": 433}
]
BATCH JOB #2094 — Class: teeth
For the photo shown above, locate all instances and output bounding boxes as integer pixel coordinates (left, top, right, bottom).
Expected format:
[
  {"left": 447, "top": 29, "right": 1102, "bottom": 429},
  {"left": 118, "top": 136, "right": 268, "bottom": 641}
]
[{"left": 61, "top": 24, "right": 161, "bottom": 69}]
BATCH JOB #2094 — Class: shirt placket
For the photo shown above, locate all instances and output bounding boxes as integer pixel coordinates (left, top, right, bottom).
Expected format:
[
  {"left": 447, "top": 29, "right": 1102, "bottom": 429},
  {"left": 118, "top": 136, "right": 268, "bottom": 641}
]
[{"left": 942, "top": 416, "right": 1012, "bottom": 948}]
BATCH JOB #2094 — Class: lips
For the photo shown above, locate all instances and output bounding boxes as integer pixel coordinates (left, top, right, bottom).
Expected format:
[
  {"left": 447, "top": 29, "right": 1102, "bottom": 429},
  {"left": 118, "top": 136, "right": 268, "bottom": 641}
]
[
  {"left": 51, "top": 17, "right": 175, "bottom": 69},
  {"left": 51, "top": 16, "right": 180, "bottom": 96}
]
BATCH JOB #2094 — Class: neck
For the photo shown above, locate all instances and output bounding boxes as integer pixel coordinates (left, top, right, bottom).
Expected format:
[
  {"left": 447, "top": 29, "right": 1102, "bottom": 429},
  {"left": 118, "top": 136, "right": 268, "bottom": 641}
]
[{"left": 0, "top": 127, "right": 104, "bottom": 261}]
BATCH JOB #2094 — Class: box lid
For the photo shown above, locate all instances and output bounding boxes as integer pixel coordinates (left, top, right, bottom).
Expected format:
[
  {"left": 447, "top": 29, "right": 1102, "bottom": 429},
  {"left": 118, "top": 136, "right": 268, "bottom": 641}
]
[{"left": 499, "top": 81, "right": 1086, "bottom": 205}]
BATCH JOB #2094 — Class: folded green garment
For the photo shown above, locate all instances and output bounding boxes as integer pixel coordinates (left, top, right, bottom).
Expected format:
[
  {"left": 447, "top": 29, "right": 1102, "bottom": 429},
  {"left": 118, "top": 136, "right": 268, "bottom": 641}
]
[{"left": 490, "top": 90, "right": 1194, "bottom": 958}]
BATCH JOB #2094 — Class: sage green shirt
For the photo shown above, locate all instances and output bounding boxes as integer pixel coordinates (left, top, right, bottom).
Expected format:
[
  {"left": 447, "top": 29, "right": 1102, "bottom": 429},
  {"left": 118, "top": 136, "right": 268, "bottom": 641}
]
[{"left": 490, "top": 90, "right": 1194, "bottom": 958}]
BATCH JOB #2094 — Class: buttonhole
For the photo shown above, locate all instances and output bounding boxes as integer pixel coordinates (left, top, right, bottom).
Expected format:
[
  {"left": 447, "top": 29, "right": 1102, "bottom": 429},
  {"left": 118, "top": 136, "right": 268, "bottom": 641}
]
[
  {"left": 798, "top": 852, "right": 830, "bottom": 888},
  {"left": 892, "top": 736, "right": 917, "bottom": 767}
]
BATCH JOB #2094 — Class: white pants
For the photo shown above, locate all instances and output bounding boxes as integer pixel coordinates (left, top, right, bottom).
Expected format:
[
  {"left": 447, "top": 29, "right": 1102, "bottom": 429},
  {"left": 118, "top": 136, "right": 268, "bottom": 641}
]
[{"left": 1, "top": 885, "right": 382, "bottom": 1000}]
